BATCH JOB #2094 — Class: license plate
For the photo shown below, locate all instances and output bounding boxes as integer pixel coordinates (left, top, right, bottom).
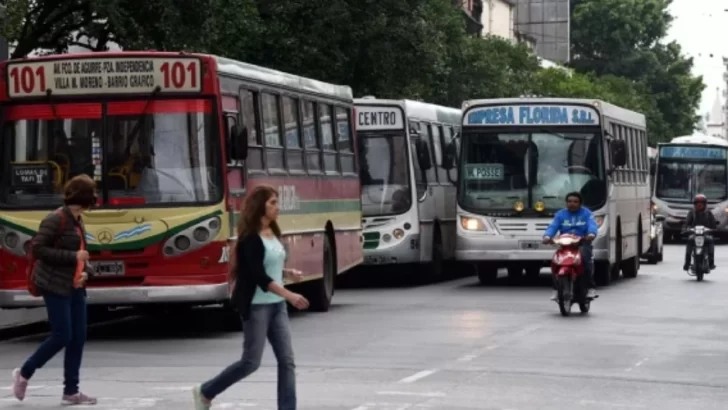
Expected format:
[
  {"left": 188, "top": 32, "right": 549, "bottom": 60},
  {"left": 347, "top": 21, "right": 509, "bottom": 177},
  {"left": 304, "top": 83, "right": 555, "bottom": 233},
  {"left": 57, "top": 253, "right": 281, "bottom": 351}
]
[
  {"left": 464, "top": 164, "right": 504, "bottom": 180},
  {"left": 364, "top": 255, "right": 392, "bottom": 265},
  {"left": 519, "top": 240, "right": 545, "bottom": 250},
  {"left": 90, "top": 261, "right": 125, "bottom": 277}
]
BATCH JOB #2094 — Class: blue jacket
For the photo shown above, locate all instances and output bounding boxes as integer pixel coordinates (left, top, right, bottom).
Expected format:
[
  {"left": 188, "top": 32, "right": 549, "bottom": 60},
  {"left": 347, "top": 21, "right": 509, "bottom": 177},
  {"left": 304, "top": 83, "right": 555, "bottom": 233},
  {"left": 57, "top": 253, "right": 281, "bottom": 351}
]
[{"left": 544, "top": 207, "right": 599, "bottom": 238}]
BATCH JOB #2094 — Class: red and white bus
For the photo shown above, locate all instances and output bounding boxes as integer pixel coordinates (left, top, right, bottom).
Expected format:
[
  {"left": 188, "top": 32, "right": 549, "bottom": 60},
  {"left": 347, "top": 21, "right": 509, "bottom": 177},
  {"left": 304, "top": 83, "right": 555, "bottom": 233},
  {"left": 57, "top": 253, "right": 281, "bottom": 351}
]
[{"left": 0, "top": 52, "right": 363, "bottom": 312}]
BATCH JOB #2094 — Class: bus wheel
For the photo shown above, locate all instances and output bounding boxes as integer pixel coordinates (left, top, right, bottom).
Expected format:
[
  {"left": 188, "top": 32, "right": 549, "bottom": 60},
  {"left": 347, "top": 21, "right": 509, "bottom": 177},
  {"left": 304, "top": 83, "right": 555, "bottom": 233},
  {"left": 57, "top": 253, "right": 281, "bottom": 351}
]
[
  {"left": 507, "top": 266, "right": 522, "bottom": 284},
  {"left": 595, "top": 261, "right": 611, "bottom": 286},
  {"left": 477, "top": 263, "right": 498, "bottom": 285},
  {"left": 304, "top": 234, "right": 336, "bottom": 312},
  {"left": 622, "top": 255, "right": 639, "bottom": 278},
  {"left": 426, "top": 227, "right": 444, "bottom": 281}
]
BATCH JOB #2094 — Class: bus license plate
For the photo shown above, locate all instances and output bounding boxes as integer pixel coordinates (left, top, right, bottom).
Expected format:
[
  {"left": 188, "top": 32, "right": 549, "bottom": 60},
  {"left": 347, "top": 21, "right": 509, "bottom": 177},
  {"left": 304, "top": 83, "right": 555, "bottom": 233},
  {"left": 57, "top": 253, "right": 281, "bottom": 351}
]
[
  {"left": 90, "top": 261, "right": 125, "bottom": 277},
  {"left": 519, "top": 240, "right": 544, "bottom": 250},
  {"left": 364, "top": 255, "right": 391, "bottom": 265}
]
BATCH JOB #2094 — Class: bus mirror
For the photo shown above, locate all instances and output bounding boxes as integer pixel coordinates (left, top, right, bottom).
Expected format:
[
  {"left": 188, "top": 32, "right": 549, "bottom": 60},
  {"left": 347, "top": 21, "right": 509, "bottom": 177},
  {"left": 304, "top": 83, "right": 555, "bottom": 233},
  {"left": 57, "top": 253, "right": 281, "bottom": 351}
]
[
  {"left": 229, "top": 125, "right": 249, "bottom": 160},
  {"left": 611, "top": 140, "right": 626, "bottom": 167},
  {"left": 415, "top": 140, "right": 432, "bottom": 170},
  {"left": 442, "top": 142, "right": 456, "bottom": 170}
]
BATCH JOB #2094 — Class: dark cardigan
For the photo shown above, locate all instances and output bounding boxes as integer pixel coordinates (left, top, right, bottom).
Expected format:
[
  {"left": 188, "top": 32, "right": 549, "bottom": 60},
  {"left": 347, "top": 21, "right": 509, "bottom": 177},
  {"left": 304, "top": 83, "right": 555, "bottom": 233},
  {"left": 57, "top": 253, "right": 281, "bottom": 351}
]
[
  {"left": 230, "top": 234, "right": 277, "bottom": 320},
  {"left": 33, "top": 207, "right": 92, "bottom": 297}
]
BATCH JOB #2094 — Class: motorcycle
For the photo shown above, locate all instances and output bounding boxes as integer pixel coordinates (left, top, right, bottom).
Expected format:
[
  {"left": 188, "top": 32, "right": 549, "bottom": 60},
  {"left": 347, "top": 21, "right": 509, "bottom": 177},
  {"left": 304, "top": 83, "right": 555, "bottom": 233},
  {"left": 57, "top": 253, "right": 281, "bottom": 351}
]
[
  {"left": 686, "top": 225, "right": 713, "bottom": 282},
  {"left": 550, "top": 234, "right": 597, "bottom": 316}
]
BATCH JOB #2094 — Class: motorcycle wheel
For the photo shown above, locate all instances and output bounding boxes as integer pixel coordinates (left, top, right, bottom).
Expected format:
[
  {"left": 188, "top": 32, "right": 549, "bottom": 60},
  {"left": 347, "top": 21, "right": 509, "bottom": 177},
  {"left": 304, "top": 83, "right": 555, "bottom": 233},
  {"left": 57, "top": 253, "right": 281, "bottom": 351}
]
[
  {"left": 697, "top": 269, "right": 704, "bottom": 282},
  {"left": 579, "top": 300, "right": 591, "bottom": 313},
  {"left": 557, "top": 276, "right": 572, "bottom": 317}
]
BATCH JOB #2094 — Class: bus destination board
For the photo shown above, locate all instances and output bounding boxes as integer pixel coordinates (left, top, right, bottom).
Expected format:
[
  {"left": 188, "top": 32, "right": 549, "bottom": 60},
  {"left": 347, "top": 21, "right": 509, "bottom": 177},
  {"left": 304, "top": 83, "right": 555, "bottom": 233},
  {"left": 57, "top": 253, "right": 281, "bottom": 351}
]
[
  {"left": 659, "top": 146, "right": 728, "bottom": 160},
  {"left": 465, "top": 104, "right": 600, "bottom": 126},
  {"left": 6, "top": 56, "right": 202, "bottom": 98}
]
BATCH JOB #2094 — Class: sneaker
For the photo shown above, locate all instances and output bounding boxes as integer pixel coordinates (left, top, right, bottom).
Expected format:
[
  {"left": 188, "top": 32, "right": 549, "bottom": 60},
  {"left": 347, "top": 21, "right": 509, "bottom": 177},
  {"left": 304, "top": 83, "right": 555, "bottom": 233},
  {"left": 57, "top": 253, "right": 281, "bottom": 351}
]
[
  {"left": 683, "top": 264, "right": 690, "bottom": 271},
  {"left": 61, "top": 392, "right": 97, "bottom": 406},
  {"left": 710, "top": 264, "right": 716, "bottom": 270},
  {"left": 550, "top": 290, "right": 558, "bottom": 301},
  {"left": 192, "top": 385, "right": 211, "bottom": 410},
  {"left": 12, "top": 368, "right": 28, "bottom": 401},
  {"left": 587, "top": 288, "right": 597, "bottom": 299}
]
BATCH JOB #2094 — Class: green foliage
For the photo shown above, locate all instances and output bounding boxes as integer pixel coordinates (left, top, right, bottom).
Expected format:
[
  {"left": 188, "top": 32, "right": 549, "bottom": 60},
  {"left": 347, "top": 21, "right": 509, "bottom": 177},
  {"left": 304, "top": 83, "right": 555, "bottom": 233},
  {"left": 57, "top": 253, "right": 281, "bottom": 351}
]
[
  {"left": 0, "top": 0, "right": 703, "bottom": 143},
  {"left": 569, "top": 0, "right": 704, "bottom": 142}
]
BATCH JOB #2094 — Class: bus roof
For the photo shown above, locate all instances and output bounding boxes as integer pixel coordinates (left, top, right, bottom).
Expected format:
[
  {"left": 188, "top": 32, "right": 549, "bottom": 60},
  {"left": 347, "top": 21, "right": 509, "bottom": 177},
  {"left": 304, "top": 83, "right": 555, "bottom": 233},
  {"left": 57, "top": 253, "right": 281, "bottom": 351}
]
[
  {"left": 668, "top": 134, "right": 728, "bottom": 146},
  {"left": 354, "top": 98, "right": 461, "bottom": 124},
  {"left": 462, "top": 97, "right": 646, "bottom": 128},
  {"left": 212, "top": 55, "right": 353, "bottom": 100}
]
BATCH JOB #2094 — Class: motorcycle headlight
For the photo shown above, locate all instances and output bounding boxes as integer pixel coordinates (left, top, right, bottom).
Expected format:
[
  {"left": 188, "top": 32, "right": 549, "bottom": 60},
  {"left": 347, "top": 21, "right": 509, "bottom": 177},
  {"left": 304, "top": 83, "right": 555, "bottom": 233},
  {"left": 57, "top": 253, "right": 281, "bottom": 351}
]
[{"left": 695, "top": 236, "right": 705, "bottom": 247}]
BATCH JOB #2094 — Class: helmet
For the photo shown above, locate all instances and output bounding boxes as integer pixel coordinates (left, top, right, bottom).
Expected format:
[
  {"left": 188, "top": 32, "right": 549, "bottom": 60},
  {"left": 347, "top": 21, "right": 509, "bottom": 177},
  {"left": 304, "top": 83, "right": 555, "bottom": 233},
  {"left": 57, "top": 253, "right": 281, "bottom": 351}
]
[{"left": 694, "top": 194, "right": 707, "bottom": 204}]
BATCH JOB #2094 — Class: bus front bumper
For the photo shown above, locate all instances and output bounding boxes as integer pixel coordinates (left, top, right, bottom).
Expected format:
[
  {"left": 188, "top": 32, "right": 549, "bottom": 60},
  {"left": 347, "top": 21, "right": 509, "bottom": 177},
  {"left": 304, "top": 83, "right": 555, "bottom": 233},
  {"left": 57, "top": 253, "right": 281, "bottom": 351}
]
[
  {"left": 456, "top": 235, "right": 609, "bottom": 262},
  {"left": 0, "top": 283, "right": 229, "bottom": 308}
]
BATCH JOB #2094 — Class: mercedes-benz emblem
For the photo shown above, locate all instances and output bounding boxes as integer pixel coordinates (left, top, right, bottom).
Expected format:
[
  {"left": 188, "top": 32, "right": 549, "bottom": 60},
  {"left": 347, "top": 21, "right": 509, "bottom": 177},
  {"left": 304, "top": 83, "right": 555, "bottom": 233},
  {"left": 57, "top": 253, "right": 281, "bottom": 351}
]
[{"left": 97, "top": 229, "right": 114, "bottom": 244}]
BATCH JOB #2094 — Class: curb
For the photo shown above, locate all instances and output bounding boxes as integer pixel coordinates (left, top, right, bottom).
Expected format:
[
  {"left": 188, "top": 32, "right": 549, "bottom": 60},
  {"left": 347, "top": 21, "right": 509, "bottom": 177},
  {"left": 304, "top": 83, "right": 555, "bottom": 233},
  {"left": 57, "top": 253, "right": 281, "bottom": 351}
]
[{"left": 0, "top": 319, "right": 49, "bottom": 341}]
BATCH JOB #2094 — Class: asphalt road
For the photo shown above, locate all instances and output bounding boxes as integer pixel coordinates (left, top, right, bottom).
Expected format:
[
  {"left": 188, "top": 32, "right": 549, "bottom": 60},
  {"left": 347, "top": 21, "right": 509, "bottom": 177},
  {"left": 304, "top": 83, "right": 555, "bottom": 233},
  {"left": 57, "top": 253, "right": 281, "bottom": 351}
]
[{"left": 2, "top": 244, "right": 728, "bottom": 409}]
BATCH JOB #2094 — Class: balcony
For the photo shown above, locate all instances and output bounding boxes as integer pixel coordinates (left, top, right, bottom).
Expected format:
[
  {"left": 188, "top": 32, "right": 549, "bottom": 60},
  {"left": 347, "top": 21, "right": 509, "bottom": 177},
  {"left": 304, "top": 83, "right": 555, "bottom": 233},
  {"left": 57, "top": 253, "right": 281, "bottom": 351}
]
[{"left": 453, "top": 0, "right": 484, "bottom": 35}]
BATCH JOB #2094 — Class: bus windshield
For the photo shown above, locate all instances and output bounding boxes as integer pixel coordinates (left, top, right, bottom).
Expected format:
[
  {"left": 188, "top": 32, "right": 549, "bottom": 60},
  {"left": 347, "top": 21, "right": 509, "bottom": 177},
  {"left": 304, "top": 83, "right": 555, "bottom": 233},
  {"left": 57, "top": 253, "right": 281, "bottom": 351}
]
[
  {"left": 357, "top": 132, "right": 411, "bottom": 216},
  {"left": 459, "top": 129, "right": 606, "bottom": 213},
  {"left": 0, "top": 99, "right": 222, "bottom": 208},
  {"left": 655, "top": 160, "right": 728, "bottom": 203}
]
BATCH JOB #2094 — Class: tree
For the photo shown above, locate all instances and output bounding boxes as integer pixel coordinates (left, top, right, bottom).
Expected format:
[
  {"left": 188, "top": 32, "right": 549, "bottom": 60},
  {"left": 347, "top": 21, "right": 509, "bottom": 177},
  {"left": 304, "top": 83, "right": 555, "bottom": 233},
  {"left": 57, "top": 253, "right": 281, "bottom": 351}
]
[{"left": 569, "top": 0, "right": 704, "bottom": 141}]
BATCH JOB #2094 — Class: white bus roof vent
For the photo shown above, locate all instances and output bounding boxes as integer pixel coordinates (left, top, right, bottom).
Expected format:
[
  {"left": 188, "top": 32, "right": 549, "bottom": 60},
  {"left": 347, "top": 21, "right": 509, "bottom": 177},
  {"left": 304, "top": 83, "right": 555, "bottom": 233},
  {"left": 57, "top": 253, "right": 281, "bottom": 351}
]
[{"left": 360, "top": 95, "right": 377, "bottom": 99}]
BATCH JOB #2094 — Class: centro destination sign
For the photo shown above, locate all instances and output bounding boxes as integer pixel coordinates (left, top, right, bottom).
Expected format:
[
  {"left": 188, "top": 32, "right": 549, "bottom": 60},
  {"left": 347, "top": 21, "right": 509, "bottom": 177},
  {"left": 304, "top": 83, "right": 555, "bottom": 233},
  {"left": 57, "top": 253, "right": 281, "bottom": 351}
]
[
  {"left": 465, "top": 104, "right": 600, "bottom": 126},
  {"left": 6, "top": 56, "right": 202, "bottom": 98}
]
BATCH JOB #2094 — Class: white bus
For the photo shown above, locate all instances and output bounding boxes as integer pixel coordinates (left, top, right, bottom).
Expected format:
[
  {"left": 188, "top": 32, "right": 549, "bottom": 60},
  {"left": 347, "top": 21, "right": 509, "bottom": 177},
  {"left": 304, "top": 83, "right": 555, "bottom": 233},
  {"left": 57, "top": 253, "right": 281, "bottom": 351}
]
[
  {"left": 355, "top": 98, "right": 462, "bottom": 279},
  {"left": 652, "top": 134, "right": 728, "bottom": 240},
  {"left": 452, "top": 98, "right": 650, "bottom": 286}
]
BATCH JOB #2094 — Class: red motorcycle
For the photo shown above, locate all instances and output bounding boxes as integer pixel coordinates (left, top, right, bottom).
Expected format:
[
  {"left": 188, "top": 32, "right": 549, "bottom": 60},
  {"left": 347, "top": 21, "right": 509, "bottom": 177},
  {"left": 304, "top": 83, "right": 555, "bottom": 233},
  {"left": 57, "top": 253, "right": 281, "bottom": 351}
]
[{"left": 550, "top": 234, "right": 597, "bottom": 316}]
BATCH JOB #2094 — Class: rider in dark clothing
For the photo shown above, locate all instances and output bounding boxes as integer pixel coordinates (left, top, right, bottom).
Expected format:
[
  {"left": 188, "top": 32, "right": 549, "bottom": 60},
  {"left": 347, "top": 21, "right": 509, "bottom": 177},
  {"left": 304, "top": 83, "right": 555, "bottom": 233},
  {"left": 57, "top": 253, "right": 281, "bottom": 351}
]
[{"left": 683, "top": 194, "right": 717, "bottom": 271}]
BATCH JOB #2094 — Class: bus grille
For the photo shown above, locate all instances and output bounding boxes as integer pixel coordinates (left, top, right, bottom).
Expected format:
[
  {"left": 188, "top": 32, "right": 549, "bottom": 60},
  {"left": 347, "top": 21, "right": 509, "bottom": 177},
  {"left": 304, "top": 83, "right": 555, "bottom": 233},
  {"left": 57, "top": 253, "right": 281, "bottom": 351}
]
[
  {"left": 363, "top": 232, "right": 380, "bottom": 249},
  {"left": 494, "top": 220, "right": 551, "bottom": 233}
]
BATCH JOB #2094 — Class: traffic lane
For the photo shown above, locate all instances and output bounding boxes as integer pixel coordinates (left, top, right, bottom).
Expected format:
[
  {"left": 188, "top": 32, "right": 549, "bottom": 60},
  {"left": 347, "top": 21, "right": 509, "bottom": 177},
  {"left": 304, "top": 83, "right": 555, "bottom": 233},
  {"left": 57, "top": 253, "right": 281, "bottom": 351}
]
[{"left": 1, "top": 248, "right": 728, "bottom": 409}]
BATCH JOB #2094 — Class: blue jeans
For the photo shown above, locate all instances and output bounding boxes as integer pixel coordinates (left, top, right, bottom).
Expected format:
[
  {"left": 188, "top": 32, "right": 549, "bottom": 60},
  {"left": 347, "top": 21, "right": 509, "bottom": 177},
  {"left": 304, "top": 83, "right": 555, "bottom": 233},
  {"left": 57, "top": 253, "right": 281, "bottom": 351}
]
[
  {"left": 20, "top": 288, "right": 87, "bottom": 396},
  {"left": 202, "top": 301, "right": 296, "bottom": 409}
]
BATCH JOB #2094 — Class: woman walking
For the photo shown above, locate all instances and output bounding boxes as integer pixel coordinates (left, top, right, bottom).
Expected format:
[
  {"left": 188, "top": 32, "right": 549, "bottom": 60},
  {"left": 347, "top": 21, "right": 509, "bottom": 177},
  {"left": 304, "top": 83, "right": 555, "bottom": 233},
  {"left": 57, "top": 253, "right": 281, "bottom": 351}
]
[
  {"left": 193, "top": 185, "right": 310, "bottom": 410},
  {"left": 12, "top": 174, "right": 98, "bottom": 405}
]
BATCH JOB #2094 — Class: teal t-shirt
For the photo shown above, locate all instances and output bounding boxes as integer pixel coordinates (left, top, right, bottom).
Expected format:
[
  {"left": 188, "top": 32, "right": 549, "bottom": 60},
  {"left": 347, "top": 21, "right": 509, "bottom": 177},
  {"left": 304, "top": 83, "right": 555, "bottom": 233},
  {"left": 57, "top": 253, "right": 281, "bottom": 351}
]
[{"left": 251, "top": 235, "right": 286, "bottom": 304}]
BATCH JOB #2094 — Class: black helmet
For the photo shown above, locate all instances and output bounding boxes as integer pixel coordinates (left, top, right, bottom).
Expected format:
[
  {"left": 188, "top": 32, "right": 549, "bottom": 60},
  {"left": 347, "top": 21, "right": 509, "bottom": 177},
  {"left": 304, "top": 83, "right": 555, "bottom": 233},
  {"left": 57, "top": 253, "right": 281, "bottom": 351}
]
[{"left": 694, "top": 194, "right": 707, "bottom": 204}]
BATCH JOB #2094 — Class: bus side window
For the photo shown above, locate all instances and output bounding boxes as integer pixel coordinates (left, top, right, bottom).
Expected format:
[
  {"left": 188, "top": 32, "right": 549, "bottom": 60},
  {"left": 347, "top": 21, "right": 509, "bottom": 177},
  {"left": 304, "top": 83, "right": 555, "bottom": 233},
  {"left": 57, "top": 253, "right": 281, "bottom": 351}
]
[
  {"left": 335, "top": 106, "right": 356, "bottom": 174},
  {"left": 281, "top": 96, "right": 303, "bottom": 172},
  {"left": 225, "top": 114, "right": 244, "bottom": 192},
  {"left": 302, "top": 100, "right": 322, "bottom": 173},
  {"left": 409, "top": 121, "right": 427, "bottom": 199},
  {"left": 261, "top": 92, "right": 284, "bottom": 171},
  {"left": 239, "top": 89, "right": 263, "bottom": 171}
]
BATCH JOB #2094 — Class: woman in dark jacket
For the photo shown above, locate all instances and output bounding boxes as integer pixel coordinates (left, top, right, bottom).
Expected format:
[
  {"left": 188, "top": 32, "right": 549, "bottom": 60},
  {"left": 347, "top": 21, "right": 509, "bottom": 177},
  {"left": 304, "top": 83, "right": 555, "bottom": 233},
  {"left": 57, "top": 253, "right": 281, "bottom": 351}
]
[
  {"left": 193, "top": 185, "right": 309, "bottom": 410},
  {"left": 12, "top": 174, "right": 98, "bottom": 406}
]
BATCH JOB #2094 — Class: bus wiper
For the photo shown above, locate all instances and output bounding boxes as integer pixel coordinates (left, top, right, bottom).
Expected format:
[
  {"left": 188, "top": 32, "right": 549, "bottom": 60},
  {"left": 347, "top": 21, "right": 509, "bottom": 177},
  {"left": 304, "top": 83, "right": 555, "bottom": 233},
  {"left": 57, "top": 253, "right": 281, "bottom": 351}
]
[
  {"left": 127, "top": 86, "right": 161, "bottom": 155},
  {"left": 45, "top": 89, "right": 58, "bottom": 118}
]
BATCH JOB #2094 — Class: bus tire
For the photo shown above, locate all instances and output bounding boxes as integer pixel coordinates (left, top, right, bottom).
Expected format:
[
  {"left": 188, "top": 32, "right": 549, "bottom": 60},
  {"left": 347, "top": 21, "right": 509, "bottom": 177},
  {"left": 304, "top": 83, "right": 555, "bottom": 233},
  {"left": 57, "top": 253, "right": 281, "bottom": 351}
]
[
  {"left": 595, "top": 261, "right": 610, "bottom": 286},
  {"left": 426, "top": 224, "right": 444, "bottom": 281},
  {"left": 304, "top": 233, "right": 336, "bottom": 312},
  {"left": 477, "top": 263, "right": 498, "bottom": 285},
  {"left": 623, "top": 221, "right": 640, "bottom": 278}
]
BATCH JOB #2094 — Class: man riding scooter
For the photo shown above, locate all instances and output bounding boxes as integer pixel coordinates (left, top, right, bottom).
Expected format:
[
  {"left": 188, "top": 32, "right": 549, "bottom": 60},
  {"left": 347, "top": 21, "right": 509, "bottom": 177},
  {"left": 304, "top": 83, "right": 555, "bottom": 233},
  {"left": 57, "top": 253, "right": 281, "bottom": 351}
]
[
  {"left": 542, "top": 192, "right": 599, "bottom": 301},
  {"left": 683, "top": 194, "right": 717, "bottom": 271}
]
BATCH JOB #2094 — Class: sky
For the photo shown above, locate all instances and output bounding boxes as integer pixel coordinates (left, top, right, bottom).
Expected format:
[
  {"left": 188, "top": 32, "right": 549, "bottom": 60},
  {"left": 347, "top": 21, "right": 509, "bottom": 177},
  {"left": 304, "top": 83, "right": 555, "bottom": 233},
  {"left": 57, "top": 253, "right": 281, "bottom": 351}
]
[{"left": 666, "top": 0, "right": 727, "bottom": 121}]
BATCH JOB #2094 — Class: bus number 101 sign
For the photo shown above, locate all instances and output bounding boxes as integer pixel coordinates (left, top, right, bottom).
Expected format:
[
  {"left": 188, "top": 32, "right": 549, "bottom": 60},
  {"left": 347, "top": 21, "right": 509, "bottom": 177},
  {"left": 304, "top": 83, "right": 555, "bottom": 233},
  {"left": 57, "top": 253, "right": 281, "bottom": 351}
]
[{"left": 6, "top": 57, "right": 203, "bottom": 98}]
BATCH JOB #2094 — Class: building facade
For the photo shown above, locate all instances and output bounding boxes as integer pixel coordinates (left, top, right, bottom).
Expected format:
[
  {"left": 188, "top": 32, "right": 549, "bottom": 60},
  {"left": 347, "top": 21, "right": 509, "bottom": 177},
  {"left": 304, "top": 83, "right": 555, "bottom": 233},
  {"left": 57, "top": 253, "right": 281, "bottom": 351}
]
[
  {"left": 455, "top": 0, "right": 517, "bottom": 40},
  {"left": 706, "top": 87, "right": 727, "bottom": 140},
  {"left": 513, "top": 0, "right": 570, "bottom": 63}
]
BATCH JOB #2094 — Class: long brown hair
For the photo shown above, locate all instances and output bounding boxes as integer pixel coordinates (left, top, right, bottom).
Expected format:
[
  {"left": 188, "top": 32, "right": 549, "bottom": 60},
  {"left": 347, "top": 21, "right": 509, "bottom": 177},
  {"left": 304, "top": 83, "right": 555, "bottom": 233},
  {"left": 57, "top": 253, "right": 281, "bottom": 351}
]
[{"left": 228, "top": 185, "right": 282, "bottom": 280}]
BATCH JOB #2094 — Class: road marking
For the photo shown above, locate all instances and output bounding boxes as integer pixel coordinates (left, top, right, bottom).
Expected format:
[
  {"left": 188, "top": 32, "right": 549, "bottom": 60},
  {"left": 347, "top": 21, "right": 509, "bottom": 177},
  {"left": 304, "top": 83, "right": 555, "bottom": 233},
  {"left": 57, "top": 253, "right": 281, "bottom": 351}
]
[
  {"left": 626, "top": 357, "right": 649, "bottom": 372},
  {"left": 397, "top": 369, "right": 437, "bottom": 383},
  {"left": 151, "top": 385, "right": 195, "bottom": 391},
  {"left": 456, "top": 344, "right": 500, "bottom": 362},
  {"left": 377, "top": 391, "right": 446, "bottom": 398}
]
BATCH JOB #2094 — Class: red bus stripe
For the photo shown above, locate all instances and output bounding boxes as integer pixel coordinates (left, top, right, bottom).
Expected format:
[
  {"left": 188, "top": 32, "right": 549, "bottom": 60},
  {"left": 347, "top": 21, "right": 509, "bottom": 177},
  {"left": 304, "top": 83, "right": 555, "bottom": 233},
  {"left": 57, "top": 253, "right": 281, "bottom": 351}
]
[
  {"left": 5, "top": 103, "right": 102, "bottom": 120},
  {"left": 107, "top": 99, "right": 212, "bottom": 115}
]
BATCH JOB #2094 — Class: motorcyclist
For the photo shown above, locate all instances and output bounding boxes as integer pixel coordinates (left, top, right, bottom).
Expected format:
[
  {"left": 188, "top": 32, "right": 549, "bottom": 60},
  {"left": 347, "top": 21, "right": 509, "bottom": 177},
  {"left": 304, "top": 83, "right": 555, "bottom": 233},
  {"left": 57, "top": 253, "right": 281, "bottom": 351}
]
[
  {"left": 542, "top": 192, "right": 599, "bottom": 301},
  {"left": 682, "top": 193, "right": 717, "bottom": 271}
]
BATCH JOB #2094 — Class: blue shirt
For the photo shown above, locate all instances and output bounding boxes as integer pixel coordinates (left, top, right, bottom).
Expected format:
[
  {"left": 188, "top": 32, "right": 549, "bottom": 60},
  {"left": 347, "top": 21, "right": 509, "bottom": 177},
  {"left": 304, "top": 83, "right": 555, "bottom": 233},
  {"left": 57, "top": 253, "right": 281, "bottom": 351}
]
[
  {"left": 251, "top": 236, "right": 286, "bottom": 304},
  {"left": 544, "top": 207, "right": 599, "bottom": 238}
]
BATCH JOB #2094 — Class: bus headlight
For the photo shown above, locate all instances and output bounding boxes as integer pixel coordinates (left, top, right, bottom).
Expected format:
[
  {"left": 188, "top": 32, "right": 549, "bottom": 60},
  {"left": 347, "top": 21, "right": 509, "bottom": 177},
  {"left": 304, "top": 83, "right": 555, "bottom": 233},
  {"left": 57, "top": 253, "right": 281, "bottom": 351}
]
[
  {"left": 0, "top": 225, "right": 33, "bottom": 257},
  {"left": 163, "top": 216, "right": 222, "bottom": 258},
  {"left": 460, "top": 216, "right": 488, "bottom": 231},
  {"left": 392, "top": 228, "right": 404, "bottom": 239}
]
